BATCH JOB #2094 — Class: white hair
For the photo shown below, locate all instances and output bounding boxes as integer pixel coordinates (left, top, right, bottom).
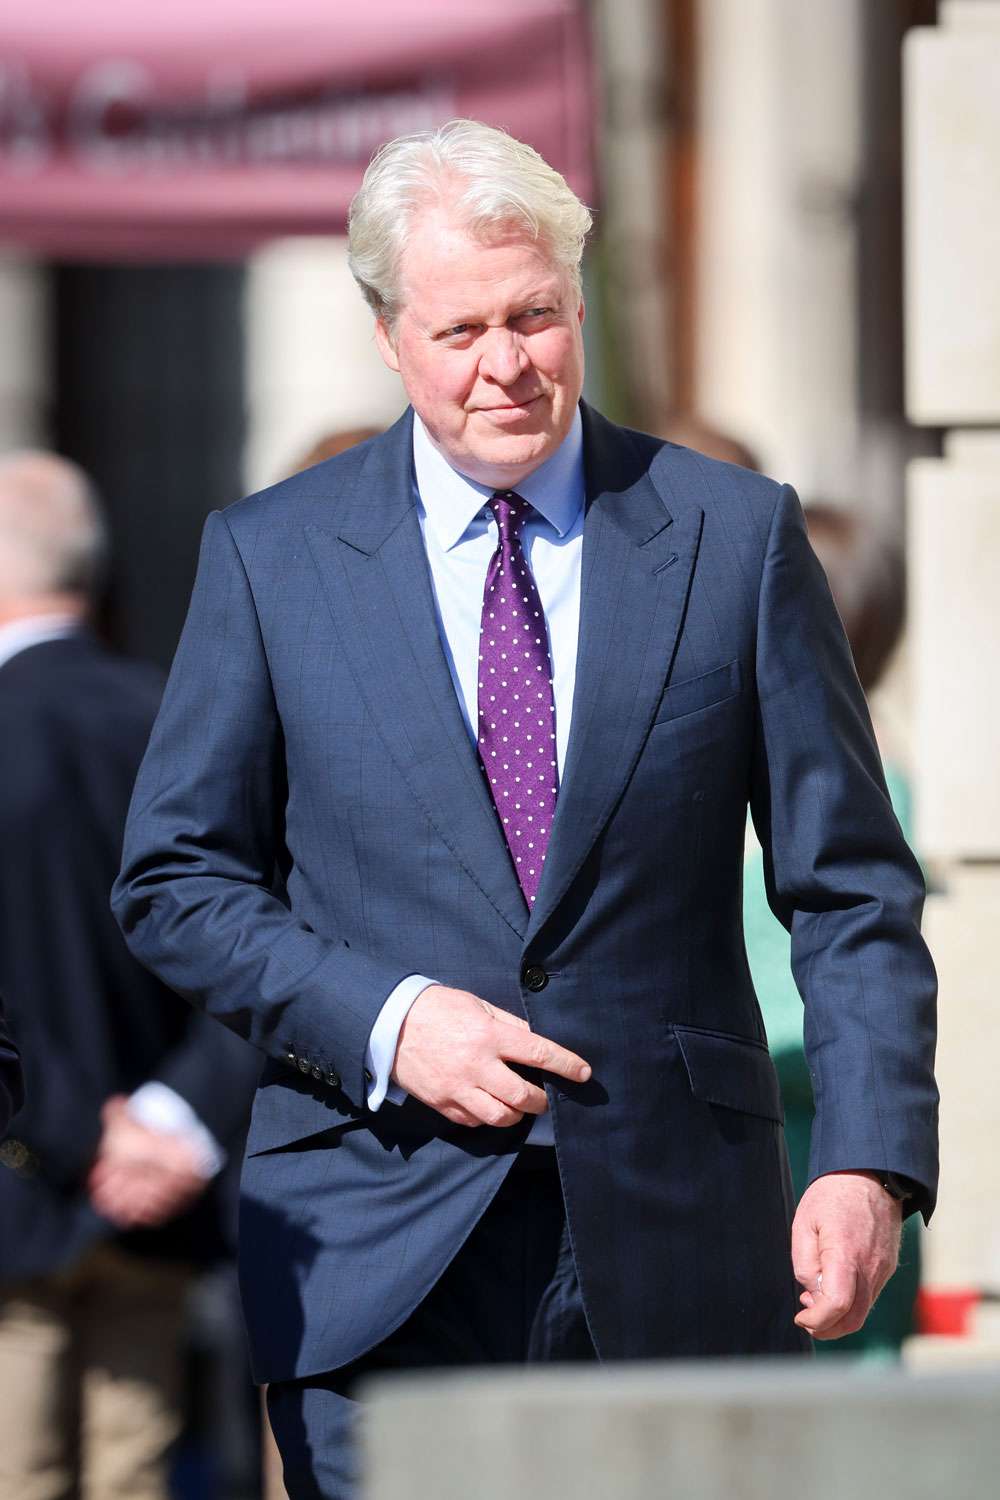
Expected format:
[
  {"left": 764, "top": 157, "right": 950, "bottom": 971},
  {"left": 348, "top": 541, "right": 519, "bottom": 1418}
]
[
  {"left": 0, "top": 451, "right": 107, "bottom": 600},
  {"left": 348, "top": 119, "right": 593, "bottom": 327}
]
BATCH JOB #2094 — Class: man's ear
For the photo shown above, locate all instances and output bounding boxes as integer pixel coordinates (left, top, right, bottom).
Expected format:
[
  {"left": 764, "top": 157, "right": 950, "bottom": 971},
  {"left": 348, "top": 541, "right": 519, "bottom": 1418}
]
[
  {"left": 374, "top": 318, "right": 401, "bottom": 373},
  {"left": 577, "top": 297, "right": 586, "bottom": 328}
]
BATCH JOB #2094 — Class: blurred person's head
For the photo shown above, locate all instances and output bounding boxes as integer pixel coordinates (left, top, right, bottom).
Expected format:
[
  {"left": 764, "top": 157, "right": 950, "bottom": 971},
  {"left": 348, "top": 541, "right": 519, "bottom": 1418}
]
[
  {"left": 348, "top": 119, "right": 592, "bottom": 490},
  {"left": 289, "top": 427, "right": 383, "bottom": 476},
  {"left": 803, "top": 503, "right": 904, "bottom": 694},
  {"left": 0, "top": 452, "right": 107, "bottom": 627},
  {"left": 659, "top": 411, "right": 760, "bottom": 472}
]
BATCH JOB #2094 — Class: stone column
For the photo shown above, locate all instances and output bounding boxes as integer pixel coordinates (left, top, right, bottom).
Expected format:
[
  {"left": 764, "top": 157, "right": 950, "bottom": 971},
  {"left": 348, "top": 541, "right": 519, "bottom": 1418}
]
[
  {"left": 0, "top": 252, "right": 49, "bottom": 453},
  {"left": 903, "top": 0, "right": 1000, "bottom": 1312},
  {"left": 590, "top": 0, "right": 671, "bottom": 428},
  {"left": 695, "top": 0, "right": 864, "bottom": 492}
]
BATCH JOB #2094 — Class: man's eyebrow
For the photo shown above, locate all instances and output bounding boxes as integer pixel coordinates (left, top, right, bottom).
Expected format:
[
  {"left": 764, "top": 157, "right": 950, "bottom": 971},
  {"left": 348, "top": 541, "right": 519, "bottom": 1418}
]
[
  {"left": 511, "top": 287, "right": 562, "bottom": 309},
  {"left": 436, "top": 291, "right": 562, "bottom": 328}
]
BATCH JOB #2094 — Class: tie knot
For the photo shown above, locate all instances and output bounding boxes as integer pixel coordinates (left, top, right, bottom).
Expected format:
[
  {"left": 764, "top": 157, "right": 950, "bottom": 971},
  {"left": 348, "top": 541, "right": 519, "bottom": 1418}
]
[{"left": 488, "top": 491, "right": 531, "bottom": 542}]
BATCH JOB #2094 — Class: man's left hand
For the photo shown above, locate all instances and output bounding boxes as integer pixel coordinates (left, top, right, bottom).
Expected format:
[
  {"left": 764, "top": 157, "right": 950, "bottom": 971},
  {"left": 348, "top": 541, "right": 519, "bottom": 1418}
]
[{"left": 791, "top": 1170, "right": 902, "bottom": 1339}]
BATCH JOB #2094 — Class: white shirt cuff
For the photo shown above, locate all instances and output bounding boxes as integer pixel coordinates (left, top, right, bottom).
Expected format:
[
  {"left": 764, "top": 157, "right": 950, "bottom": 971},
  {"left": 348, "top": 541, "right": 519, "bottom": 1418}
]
[
  {"left": 365, "top": 975, "right": 437, "bottom": 1111},
  {"left": 127, "top": 1081, "right": 225, "bottom": 1179}
]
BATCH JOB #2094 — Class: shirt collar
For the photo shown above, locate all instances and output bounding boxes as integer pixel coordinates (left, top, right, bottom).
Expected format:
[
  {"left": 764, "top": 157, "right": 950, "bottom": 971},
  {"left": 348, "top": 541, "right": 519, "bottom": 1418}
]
[
  {"left": 0, "top": 614, "right": 81, "bottom": 672},
  {"left": 412, "top": 405, "right": 585, "bottom": 553}
]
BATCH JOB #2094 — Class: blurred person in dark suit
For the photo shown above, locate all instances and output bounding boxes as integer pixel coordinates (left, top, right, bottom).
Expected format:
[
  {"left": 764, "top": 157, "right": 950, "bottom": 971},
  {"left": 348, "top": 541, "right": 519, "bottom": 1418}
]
[
  {"left": 0, "top": 452, "right": 259, "bottom": 1500},
  {"left": 0, "top": 999, "right": 23, "bottom": 1138}
]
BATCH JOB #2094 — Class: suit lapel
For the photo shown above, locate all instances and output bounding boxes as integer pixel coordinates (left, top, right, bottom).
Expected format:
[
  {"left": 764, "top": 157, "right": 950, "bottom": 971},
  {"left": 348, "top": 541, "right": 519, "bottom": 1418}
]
[
  {"left": 305, "top": 412, "right": 529, "bottom": 941},
  {"left": 525, "top": 405, "right": 704, "bottom": 940}
]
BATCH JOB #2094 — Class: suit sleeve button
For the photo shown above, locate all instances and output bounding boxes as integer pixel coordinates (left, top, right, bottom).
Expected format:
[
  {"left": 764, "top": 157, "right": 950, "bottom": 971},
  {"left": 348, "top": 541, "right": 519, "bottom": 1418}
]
[
  {"left": 310, "top": 1064, "right": 323, "bottom": 1080},
  {"left": 326, "top": 1070, "right": 340, "bottom": 1088},
  {"left": 297, "top": 1057, "right": 311, "bottom": 1074},
  {"left": 522, "top": 965, "right": 549, "bottom": 992}
]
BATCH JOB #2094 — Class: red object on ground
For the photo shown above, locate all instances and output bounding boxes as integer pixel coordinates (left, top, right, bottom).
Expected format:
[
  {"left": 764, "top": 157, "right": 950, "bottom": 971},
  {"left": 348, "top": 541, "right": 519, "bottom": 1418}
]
[
  {"left": 916, "top": 1287, "right": 981, "bottom": 1336},
  {"left": 0, "top": 1, "right": 595, "bottom": 259}
]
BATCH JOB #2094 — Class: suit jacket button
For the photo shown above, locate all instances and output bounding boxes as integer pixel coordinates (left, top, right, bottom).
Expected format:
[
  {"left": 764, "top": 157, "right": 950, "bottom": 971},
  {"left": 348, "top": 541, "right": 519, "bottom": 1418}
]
[
  {"left": 297, "top": 1057, "right": 311, "bottom": 1074},
  {"left": 522, "top": 965, "right": 549, "bottom": 992}
]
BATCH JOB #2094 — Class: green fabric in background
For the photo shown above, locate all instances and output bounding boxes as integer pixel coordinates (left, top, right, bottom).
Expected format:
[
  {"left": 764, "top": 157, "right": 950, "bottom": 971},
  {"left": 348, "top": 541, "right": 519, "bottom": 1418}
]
[{"left": 743, "top": 763, "right": 920, "bottom": 1360}]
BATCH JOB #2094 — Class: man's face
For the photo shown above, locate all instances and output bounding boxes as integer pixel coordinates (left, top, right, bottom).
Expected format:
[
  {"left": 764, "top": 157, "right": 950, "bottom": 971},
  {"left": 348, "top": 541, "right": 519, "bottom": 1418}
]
[{"left": 375, "top": 209, "right": 585, "bottom": 489}]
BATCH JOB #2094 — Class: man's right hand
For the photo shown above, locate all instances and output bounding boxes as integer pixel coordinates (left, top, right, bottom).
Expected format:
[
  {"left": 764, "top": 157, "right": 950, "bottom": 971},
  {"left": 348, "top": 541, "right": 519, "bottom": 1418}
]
[{"left": 391, "top": 985, "right": 591, "bottom": 1128}]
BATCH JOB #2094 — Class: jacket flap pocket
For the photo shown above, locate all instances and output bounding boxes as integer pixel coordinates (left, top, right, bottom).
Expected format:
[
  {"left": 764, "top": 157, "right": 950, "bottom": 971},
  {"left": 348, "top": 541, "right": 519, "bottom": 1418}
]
[
  {"left": 672, "top": 1024, "right": 783, "bottom": 1122},
  {"left": 654, "top": 658, "right": 741, "bottom": 725}
]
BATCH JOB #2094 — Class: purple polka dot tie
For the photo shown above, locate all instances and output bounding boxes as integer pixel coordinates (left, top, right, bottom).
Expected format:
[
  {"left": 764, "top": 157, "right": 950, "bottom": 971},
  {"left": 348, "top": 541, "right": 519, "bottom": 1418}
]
[{"left": 477, "top": 491, "right": 559, "bottom": 908}]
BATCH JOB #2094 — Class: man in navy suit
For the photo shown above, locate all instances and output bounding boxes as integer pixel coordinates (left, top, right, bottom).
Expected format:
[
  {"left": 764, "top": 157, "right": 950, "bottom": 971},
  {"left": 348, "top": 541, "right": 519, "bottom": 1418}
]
[{"left": 114, "top": 120, "right": 938, "bottom": 1499}]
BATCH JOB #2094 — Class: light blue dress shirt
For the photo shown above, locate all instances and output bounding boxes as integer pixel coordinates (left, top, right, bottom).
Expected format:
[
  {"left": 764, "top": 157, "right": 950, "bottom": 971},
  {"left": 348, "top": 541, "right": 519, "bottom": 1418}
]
[{"left": 364, "top": 408, "right": 586, "bottom": 1147}]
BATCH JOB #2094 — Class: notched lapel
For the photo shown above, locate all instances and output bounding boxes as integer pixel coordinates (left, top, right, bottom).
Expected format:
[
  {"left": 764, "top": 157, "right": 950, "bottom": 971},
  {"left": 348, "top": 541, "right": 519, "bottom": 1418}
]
[
  {"left": 527, "top": 410, "right": 704, "bottom": 938},
  {"left": 304, "top": 427, "right": 528, "bottom": 940}
]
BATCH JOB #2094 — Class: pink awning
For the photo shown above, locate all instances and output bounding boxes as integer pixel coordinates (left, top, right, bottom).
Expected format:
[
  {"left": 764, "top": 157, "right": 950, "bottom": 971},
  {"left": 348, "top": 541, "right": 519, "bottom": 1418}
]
[{"left": 0, "top": 1, "right": 594, "bottom": 259}]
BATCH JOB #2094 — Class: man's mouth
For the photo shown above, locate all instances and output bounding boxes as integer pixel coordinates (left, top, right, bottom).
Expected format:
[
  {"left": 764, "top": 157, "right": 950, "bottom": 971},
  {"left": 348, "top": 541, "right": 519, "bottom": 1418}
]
[{"left": 475, "top": 395, "right": 543, "bottom": 414}]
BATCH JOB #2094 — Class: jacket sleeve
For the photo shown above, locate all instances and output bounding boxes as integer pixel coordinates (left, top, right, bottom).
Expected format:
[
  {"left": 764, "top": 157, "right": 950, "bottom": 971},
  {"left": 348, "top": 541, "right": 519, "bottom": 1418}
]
[
  {"left": 112, "top": 510, "right": 415, "bottom": 1111},
  {"left": 748, "top": 484, "right": 939, "bottom": 1220}
]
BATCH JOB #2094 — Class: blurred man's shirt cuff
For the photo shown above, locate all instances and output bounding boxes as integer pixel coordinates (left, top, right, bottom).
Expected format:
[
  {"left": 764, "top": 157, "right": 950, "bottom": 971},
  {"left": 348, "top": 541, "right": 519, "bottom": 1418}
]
[
  {"left": 128, "top": 1081, "right": 225, "bottom": 1178},
  {"left": 365, "top": 975, "right": 437, "bottom": 1110}
]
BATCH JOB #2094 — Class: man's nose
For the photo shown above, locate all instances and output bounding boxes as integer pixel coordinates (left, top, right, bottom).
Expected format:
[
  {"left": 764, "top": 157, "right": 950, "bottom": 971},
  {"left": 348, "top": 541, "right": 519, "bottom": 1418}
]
[{"left": 478, "top": 328, "right": 529, "bottom": 385}]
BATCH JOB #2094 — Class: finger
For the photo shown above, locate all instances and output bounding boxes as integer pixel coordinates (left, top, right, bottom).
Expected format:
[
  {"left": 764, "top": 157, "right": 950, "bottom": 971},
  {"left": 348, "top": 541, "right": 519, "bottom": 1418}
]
[
  {"left": 483, "top": 1062, "right": 549, "bottom": 1116},
  {"left": 808, "top": 1285, "right": 872, "bottom": 1341},
  {"left": 790, "top": 1208, "right": 822, "bottom": 1297},
  {"left": 90, "top": 1181, "right": 140, "bottom": 1227},
  {"left": 496, "top": 1029, "right": 591, "bottom": 1083},
  {"left": 89, "top": 1163, "right": 129, "bottom": 1202},
  {"left": 130, "top": 1193, "right": 180, "bottom": 1228},
  {"left": 794, "top": 1258, "right": 858, "bottom": 1335},
  {"left": 437, "top": 1101, "right": 486, "bottom": 1128},
  {"left": 127, "top": 1179, "right": 184, "bottom": 1223},
  {"left": 464, "top": 1088, "right": 525, "bottom": 1128}
]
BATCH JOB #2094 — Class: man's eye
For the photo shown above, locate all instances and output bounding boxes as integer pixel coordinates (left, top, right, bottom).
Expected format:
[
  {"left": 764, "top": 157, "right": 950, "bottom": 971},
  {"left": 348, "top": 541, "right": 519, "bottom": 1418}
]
[{"left": 521, "top": 307, "right": 549, "bottom": 320}]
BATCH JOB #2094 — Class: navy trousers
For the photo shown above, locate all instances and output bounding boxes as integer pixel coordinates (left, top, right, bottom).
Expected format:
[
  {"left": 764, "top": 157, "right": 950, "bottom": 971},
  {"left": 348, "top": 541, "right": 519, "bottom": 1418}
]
[{"left": 267, "top": 1149, "right": 595, "bottom": 1499}]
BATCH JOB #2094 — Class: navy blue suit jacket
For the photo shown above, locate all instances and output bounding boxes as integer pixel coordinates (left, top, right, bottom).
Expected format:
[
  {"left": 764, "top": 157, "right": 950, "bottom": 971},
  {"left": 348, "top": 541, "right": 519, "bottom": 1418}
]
[{"left": 113, "top": 404, "right": 938, "bottom": 1382}]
